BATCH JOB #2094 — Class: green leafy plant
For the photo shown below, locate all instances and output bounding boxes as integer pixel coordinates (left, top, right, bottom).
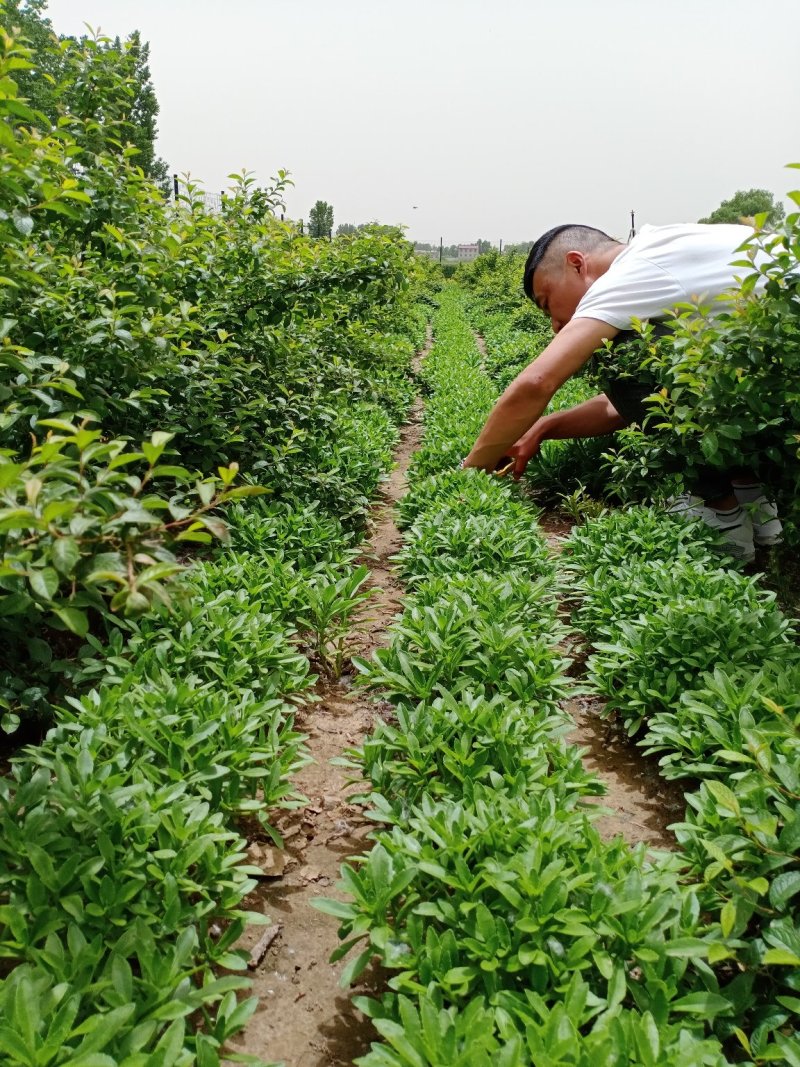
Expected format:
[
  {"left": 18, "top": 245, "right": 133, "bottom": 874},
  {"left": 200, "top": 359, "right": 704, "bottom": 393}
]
[
  {"left": 325, "top": 293, "right": 773, "bottom": 1064},
  {"left": 299, "top": 564, "right": 373, "bottom": 676},
  {"left": 0, "top": 18, "right": 424, "bottom": 1060}
]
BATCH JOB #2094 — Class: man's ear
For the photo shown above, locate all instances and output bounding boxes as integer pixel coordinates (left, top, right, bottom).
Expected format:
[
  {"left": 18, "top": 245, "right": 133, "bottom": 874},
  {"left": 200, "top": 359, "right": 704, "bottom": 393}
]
[{"left": 565, "top": 250, "right": 585, "bottom": 274}]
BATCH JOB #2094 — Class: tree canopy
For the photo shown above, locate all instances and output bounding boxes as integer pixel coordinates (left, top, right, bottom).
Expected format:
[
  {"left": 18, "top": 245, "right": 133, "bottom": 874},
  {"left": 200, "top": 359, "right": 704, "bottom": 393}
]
[
  {"left": 309, "top": 199, "right": 334, "bottom": 238},
  {"left": 1, "top": 0, "right": 170, "bottom": 190},
  {"left": 699, "top": 188, "right": 785, "bottom": 227}
]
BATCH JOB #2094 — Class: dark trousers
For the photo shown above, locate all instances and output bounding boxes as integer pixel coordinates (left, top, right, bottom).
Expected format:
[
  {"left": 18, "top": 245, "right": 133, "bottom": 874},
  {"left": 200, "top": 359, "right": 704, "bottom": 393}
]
[{"left": 602, "top": 375, "right": 735, "bottom": 502}]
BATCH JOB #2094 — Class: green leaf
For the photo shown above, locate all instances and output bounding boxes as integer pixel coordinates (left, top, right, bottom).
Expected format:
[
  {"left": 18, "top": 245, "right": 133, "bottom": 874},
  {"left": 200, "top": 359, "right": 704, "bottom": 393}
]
[
  {"left": 312, "top": 898, "right": 355, "bottom": 920},
  {"left": 671, "top": 992, "right": 732, "bottom": 1016},
  {"left": 708, "top": 943, "right": 735, "bottom": 964},
  {"left": 0, "top": 507, "right": 37, "bottom": 532},
  {"left": 52, "top": 537, "right": 81, "bottom": 576},
  {"left": 664, "top": 937, "right": 709, "bottom": 958},
  {"left": 28, "top": 567, "right": 59, "bottom": 600},
  {"left": 720, "top": 900, "right": 736, "bottom": 937},
  {"left": 153, "top": 1019, "right": 186, "bottom": 1058},
  {"left": 53, "top": 606, "right": 89, "bottom": 636},
  {"left": 763, "top": 948, "right": 800, "bottom": 966},
  {"left": 0, "top": 1025, "right": 34, "bottom": 1063},
  {"left": 1, "top": 711, "right": 20, "bottom": 734},
  {"left": 13, "top": 213, "right": 33, "bottom": 236},
  {"left": 705, "top": 780, "right": 740, "bottom": 816},
  {"left": 769, "top": 872, "right": 800, "bottom": 912},
  {"left": 61, "top": 1056, "right": 117, "bottom": 1067},
  {"left": 123, "top": 591, "right": 150, "bottom": 617},
  {"left": 70, "top": 1005, "right": 137, "bottom": 1053},
  {"left": 214, "top": 951, "right": 248, "bottom": 971},
  {"left": 339, "top": 947, "right": 373, "bottom": 987}
]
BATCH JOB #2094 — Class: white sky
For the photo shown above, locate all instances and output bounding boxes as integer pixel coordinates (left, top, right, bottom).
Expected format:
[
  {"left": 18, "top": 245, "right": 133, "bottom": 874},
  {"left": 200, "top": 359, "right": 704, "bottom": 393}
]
[{"left": 44, "top": 0, "right": 800, "bottom": 245}]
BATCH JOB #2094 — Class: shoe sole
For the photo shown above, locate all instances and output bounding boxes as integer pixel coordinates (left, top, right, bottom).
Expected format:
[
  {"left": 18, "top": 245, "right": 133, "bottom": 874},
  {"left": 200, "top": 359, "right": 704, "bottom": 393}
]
[
  {"left": 668, "top": 505, "right": 756, "bottom": 561},
  {"left": 710, "top": 539, "right": 755, "bottom": 562}
]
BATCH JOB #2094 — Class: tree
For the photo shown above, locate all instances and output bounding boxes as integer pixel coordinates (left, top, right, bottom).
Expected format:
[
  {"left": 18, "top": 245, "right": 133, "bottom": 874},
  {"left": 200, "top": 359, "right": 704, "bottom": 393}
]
[
  {"left": 503, "top": 241, "right": 536, "bottom": 255},
  {"left": 336, "top": 222, "right": 359, "bottom": 236},
  {"left": 477, "top": 238, "right": 493, "bottom": 254},
  {"left": 119, "top": 31, "right": 170, "bottom": 192},
  {"left": 699, "top": 188, "right": 785, "bottom": 227},
  {"left": 309, "top": 200, "right": 334, "bottom": 238},
  {"left": 0, "top": 3, "right": 170, "bottom": 191},
  {"left": 1, "top": 0, "right": 61, "bottom": 116}
]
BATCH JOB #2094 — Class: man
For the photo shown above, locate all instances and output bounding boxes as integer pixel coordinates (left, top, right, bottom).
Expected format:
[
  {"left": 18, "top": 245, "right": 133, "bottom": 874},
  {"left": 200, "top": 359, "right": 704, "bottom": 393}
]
[{"left": 461, "top": 222, "right": 781, "bottom": 560}]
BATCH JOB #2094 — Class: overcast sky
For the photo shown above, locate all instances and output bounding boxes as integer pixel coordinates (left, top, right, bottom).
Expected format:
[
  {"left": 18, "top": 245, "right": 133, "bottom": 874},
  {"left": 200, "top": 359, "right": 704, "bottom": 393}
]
[{"left": 45, "top": 0, "right": 800, "bottom": 245}]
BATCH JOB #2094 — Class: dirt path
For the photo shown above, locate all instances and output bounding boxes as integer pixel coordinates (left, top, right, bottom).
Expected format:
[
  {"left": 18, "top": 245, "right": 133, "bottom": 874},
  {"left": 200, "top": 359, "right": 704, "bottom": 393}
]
[
  {"left": 538, "top": 512, "right": 685, "bottom": 850},
  {"left": 564, "top": 693, "right": 686, "bottom": 849},
  {"left": 228, "top": 341, "right": 428, "bottom": 1067}
]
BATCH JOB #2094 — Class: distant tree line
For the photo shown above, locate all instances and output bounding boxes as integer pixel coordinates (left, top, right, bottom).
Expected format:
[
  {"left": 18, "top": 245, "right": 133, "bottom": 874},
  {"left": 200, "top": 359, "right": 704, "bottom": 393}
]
[
  {"left": 338, "top": 220, "right": 401, "bottom": 237},
  {"left": 312, "top": 184, "right": 787, "bottom": 253},
  {"left": 303, "top": 204, "right": 413, "bottom": 241}
]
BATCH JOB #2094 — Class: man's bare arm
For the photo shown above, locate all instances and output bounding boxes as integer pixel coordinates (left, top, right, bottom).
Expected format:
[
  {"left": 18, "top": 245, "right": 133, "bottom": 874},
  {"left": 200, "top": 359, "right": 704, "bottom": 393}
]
[
  {"left": 509, "top": 393, "right": 626, "bottom": 478},
  {"left": 462, "top": 317, "right": 619, "bottom": 470}
]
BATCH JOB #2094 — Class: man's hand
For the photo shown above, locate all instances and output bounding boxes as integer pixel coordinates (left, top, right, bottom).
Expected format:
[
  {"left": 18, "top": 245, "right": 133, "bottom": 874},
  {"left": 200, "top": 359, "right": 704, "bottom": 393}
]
[
  {"left": 461, "top": 317, "right": 618, "bottom": 473},
  {"left": 508, "top": 425, "right": 544, "bottom": 479},
  {"left": 503, "top": 394, "right": 628, "bottom": 480}
]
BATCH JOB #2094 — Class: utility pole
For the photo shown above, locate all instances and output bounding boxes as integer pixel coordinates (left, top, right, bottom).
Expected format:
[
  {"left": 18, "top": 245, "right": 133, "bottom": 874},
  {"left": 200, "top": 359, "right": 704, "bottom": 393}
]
[
  {"left": 628, "top": 209, "right": 636, "bottom": 242},
  {"left": 439, "top": 236, "right": 443, "bottom": 265},
  {"left": 172, "top": 173, "right": 179, "bottom": 202},
  {"left": 499, "top": 238, "right": 503, "bottom": 254}
]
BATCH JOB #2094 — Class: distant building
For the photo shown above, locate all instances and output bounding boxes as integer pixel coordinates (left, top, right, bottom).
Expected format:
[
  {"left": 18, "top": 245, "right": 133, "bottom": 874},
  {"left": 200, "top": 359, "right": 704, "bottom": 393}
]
[{"left": 457, "top": 243, "right": 479, "bottom": 260}]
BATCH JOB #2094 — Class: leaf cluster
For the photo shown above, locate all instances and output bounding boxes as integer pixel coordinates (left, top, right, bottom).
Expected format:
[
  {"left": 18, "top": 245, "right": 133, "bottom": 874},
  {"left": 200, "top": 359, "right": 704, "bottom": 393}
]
[
  {"left": 565, "top": 505, "right": 800, "bottom": 1058},
  {"left": 0, "top": 394, "right": 413, "bottom": 1059},
  {"left": 0, "top": 498, "right": 336, "bottom": 1063},
  {"left": 320, "top": 293, "right": 756, "bottom": 1065},
  {"left": 0, "top": 23, "right": 421, "bottom": 726}
]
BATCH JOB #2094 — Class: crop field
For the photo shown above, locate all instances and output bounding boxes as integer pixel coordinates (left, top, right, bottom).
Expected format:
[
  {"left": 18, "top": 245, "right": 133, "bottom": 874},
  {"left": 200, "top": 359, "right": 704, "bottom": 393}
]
[
  {"left": 317, "top": 292, "right": 800, "bottom": 1067},
  {"left": 2, "top": 14, "right": 800, "bottom": 1067}
]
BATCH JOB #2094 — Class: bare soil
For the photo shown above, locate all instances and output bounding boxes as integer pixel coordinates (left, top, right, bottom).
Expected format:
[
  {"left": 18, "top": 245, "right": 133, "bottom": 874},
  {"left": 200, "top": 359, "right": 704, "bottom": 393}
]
[
  {"left": 564, "top": 694, "right": 687, "bottom": 849},
  {"left": 228, "top": 345, "right": 427, "bottom": 1067},
  {"left": 536, "top": 512, "right": 686, "bottom": 850}
]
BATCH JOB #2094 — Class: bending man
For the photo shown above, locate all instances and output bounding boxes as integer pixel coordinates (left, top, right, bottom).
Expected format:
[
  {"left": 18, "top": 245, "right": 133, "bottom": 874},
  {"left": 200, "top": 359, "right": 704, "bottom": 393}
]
[{"left": 461, "top": 222, "right": 781, "bottom": 560}]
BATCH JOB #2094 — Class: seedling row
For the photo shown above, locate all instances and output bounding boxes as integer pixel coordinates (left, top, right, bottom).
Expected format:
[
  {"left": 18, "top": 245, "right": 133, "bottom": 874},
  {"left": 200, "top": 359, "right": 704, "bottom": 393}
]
[{"left": 323, "top": 290, "right": 800, "bottom": 1067}]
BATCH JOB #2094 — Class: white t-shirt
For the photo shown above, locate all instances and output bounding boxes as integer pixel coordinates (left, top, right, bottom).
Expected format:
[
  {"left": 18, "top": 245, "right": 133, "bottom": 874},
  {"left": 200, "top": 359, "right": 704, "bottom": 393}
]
[{"left": 572, "top": 223, "right": 763, "bottom": 330}]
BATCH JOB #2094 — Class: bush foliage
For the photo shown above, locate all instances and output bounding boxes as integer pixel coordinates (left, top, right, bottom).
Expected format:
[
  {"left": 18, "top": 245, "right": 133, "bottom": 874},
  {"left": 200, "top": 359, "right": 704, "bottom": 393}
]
[
  {"left": 0, "top": 11, "right": 422, "bottom": 1062},
  {"left": 0, "top": 17, "right": 420, "bottom": 728}
]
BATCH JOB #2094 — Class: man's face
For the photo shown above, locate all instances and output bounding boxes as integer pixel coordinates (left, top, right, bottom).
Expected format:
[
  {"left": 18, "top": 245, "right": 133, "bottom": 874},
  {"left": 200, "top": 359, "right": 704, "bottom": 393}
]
[{"left": 532, "top": 253, "right": 592, "bottom": 333}]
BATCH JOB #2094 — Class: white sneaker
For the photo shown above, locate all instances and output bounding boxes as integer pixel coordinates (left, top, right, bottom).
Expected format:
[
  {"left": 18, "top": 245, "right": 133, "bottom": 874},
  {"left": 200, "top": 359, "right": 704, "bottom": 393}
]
[
  {"left": 733, "top": 490, "right": 783, "bottom": 547},
  {"left": 666, "top": 494, "right": 755, "bottom": 562}
]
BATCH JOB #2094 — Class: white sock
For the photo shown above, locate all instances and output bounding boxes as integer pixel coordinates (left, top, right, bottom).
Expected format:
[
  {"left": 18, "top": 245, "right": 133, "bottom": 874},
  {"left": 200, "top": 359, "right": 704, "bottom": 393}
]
[
  {"left": 713, "top": 505, "right": 742, "bottom": 517},
  {"left": 731, "top": 482, "right": 764, "bottom": 504}
]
